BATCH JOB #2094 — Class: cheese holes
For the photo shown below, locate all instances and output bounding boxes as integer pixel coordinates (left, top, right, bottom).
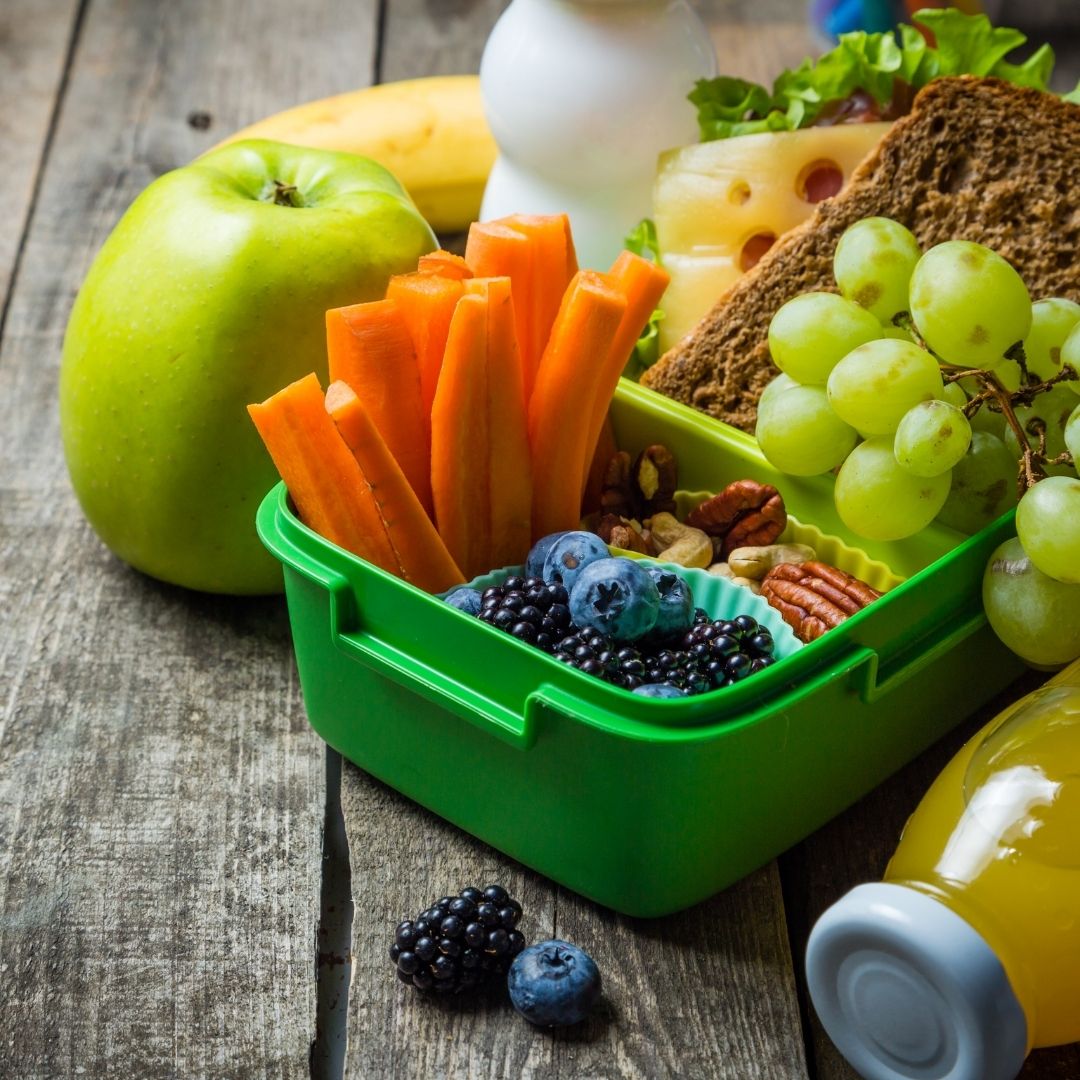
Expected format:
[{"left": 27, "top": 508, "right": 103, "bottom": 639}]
[
  {"left": 739, "top": 232, "right": 777, "bottom": 272},
  {"left": 728, "top": 180, "right": 751, "bottom": 206},
  {"left": 796, "top": 159, "right": 844, "bottom": 204}
]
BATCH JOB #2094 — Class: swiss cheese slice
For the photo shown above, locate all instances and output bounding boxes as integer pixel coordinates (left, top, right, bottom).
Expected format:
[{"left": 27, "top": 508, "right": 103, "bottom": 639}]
[{"left": 653, "top": 122, "right": 892, "bottom": 351}]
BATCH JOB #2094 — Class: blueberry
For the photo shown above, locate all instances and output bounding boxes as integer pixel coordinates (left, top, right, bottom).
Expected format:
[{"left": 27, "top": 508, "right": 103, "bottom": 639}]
[
  {"left": 508, "top": 940, "right": 602, "bottom": 1027},
  {"left": 632, "top": 683, "right": 687, "bottom": 698},
  {"left": 443, "top": 587, "right": 484, "bottom": 616},
  {"left": 568, "top": 557, "right": 660, "bottom": 641},
  {"left": 643, "top": 567, "right": 694, "bottom": 635},
  {"left": 525, "top": 532, "right": 568, "bottom": 580},
  {"left": 542, "top": 531, "right": 610, "bottom": 592}
]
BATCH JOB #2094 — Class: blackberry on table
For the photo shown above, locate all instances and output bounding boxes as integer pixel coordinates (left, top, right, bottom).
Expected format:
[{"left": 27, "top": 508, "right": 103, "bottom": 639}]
[{"left": 392, "top": 885, "right": 526, "bottom": 993}]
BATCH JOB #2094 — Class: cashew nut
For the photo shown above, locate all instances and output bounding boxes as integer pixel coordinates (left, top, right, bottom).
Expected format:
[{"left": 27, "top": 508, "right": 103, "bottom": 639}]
[
  {"left": 727, "top": 543, "right": 817, "bottom": 580},
  {"left": 731, "top": 576, "right": 763, "bottom": 594},
  {"left": 708, "top": 562, "right": 736, "bottom": 579},
  {"left": 646, "top": 512, "right": 713, "bottom": 569}
]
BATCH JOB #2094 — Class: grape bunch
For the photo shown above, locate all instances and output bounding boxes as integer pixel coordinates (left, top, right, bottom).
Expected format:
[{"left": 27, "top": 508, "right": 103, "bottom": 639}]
[{"left": 754, "top": 217, "right": 1080, "bottom": 666}]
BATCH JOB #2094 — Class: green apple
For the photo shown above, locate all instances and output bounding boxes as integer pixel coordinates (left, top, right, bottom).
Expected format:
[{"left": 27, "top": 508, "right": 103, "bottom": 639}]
[{"left": 60, "top": 139, "right": 435, "bottom": 594}]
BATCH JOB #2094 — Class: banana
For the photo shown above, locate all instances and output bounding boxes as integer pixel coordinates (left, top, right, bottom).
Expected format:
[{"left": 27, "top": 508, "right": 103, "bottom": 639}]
[{"left": 213, "top": 75, "right": 496, "bottom": 234}]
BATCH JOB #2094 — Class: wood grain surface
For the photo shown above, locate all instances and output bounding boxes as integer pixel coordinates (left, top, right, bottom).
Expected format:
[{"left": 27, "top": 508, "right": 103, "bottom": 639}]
[
  {"left": 3, "top": 0, "right": 1079, "bottom": 1078},
  {"left": 0, "top": 0, "right": 382, "bottom": 1075}
]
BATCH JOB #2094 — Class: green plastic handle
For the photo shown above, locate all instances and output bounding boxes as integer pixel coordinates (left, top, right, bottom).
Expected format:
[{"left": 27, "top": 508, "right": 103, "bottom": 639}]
[
  {"left": 334, "top": 625, "right": 536, "bottom": 750},
  {"left": 851, "top": 606, "right": 988, "bottom": 705}
]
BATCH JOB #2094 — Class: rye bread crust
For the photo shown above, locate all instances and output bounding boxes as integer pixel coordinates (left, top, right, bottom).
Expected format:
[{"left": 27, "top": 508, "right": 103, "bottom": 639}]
[{"left": 641, "top": 76, "right": 1080, "bottom": 432}]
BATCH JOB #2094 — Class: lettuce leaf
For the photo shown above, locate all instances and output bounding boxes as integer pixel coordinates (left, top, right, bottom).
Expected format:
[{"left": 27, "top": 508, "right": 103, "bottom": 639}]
[
  {"left": 693, "top": 8, "right": 1061, "bottom": 142},
  {"left": 623, "top": 220, "right": 665, "bottom": 378}
]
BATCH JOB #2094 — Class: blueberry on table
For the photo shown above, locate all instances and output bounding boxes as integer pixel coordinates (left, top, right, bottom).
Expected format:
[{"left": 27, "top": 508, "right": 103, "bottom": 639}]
[
  {"left": 568, "top": 557, "right": 660, "bottom": 641},
  {"left": 508, "top": 940, "right": 602, "bottom": 1027},
  {"left": 542, "top": 531, "right": 610, "bottom": 591}
]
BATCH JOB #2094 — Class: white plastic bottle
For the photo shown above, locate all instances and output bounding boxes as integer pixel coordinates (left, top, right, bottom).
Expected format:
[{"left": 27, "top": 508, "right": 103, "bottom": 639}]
[{"left": 478, "top": 0, "right": 717, "bottom": 269}]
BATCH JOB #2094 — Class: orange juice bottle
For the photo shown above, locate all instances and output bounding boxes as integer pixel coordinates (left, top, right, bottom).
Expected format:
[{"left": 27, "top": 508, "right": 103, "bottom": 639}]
[{"left": 807, "top": 657, "right": 1080, "bottom": 1080}]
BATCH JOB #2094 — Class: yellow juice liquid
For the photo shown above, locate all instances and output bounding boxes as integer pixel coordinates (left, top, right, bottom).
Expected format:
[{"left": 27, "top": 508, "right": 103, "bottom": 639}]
[{"left": 884, "top": 660, "right": 1080, "bottom": 1049}]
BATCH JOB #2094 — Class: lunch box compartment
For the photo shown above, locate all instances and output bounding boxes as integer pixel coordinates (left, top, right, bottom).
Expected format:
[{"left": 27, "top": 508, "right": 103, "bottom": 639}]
[{"left": 257, "top": 381, "right": 1024, "bottom": 915}]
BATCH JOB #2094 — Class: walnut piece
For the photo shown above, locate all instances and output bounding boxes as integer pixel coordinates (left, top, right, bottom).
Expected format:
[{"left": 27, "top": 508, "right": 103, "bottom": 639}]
[
  {"left": 685, "top": 480, "right": 787, "bottom": 560},
  {"left": 595, "top": 513, "right": 656, "bottom": 555},
  {"left": 759, "top": 561, "right": 881, "bottom": 643},
  {"left": 632, "top": 445, "right": 678, "bottom": 517},
  {"left": 600, "top": 451, "right": 636, "bottom": 519}
]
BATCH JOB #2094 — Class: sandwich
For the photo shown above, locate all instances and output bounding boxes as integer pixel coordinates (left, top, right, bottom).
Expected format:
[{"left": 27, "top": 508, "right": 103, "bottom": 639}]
[{"left": 641, "top": 75, "right": 1080, "bottom": 433}]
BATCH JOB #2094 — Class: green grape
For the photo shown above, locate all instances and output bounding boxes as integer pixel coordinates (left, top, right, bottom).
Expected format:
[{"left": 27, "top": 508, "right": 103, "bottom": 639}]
[
  {"left": 935, "top": 431, "right": 1018, "bottom": 534},
  {"left": 834, "top": 437, "right": 951, "bottom": 541},
  {"left": 767, "top": 292, "right": 881, "bottom": 385},
  {"left": 833, "top": 217, "right": 921, "bottom": 323},
  {"left": 1015, "top": 475, "right": 1080, "bottom": 584},
  {"left": 1062, "top": 323, "right": 1080, "bottom": 398},
  {"left": 757, "top": 372, "right": 799, "bottom": 410},
  {"left": 940, "top": 382, "right": 968, "bottom": 408},
  {"left": 1003, "top": 385, "right": 1078, "bottom": 477},
  {"left": 909, "top": 240, "right": 1032, "bottom": 367},
  {"left": 1066, "top": 403, "right": 1080, "bottom": 464},
  {"left": 754, "top": 383, "right": 858, "bottom": 476},
  {"left": 1024, "top": 298, "right": 1080, "bottom": 381},
  {"left": 826, "top": 338, "right": 944, "bottom": 435},
  {"left": 983, "top": 537, "right": 1080, "bottom": 667},
  {"left": 893, "top": 400, "right": 971, "bottom": 477},
  {"left": 991, "top": 359, "right": 1022, "bottom": 394},
  {"left": 880, "top": 324, "right": 914, "bottom": 342}
]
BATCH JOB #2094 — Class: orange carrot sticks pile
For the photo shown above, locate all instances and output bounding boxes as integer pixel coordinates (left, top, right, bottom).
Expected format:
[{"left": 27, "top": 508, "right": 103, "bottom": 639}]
[
  {"left": 249, "top": 214, "right": 668, "bottom": 593},
  {"left": 325, "top": 297, "right": 432, "bottom": 516}
]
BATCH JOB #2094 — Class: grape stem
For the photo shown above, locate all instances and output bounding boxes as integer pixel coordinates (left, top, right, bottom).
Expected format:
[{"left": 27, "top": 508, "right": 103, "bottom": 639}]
[{"left": 893, "top": 311, "right": 1078, "bottom": 496}]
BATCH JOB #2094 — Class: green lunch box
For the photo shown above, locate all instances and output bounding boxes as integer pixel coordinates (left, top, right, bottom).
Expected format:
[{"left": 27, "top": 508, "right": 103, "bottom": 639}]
[{"left": 256, "top": 380, "right": 1025, "bottom": 917}]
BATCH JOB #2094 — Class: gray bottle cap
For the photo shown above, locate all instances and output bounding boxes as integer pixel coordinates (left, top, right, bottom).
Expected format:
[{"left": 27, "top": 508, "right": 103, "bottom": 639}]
[{"left": 806, "top": 882, "right": 1028, "bottom": 1080}]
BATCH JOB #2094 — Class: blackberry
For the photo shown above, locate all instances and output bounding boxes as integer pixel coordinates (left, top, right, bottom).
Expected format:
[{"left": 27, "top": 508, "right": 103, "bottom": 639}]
[{"left": 391, "top": 885, "right": 526, "bottom": 993}]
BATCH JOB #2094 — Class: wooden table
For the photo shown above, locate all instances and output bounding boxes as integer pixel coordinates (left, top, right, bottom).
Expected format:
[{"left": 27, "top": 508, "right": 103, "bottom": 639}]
[{"left": 2, "top": 1, "right": 1077, "bottom": 1077}]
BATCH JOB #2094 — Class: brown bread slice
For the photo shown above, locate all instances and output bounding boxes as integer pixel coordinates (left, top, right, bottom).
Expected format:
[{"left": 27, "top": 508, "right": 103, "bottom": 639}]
[{"left": 641, "top": 76, "right": 1080, "bottom": 433}]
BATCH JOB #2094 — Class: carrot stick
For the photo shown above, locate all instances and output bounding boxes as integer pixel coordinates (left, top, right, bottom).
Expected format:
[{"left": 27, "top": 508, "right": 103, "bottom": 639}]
[
  {"left": 464, "top": 221, "right": 534, "bottom": 402},
  {"left": 502, "top": 214, "right": 578, "bottom": 404},
  {"left": 469, "top": 277, "right": 533, "bottom": 569},
  {"left": 578, "top": 251, "right": 671, "bottom": 495},
  {"left": 431, "top": 293, "right": 492, "bottom": 579},
  {"left": 506, "top": 212, "right": 578, "bottom": 284},
  {"left": 247, "top": 373, "right": 400, "bottom": 573},
  {"left": 417, "top": 249, "right": 473, "bottom": 280},
  {"left": 529, "top": 271, "right": 627, "bottom": 539},
  {"left": 325, "top": 297, "right": 432, "bottom": 516},
  {"left": 326, "top": 381, "right": 464, "bottom": 593},
  {"left": 384, "top": 272, "right": 464, "bottom": 423}
]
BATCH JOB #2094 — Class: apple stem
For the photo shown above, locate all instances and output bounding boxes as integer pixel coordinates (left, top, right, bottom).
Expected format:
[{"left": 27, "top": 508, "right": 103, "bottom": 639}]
[{"left": 270, "top": 180, "right": 302, "bottom": 208}]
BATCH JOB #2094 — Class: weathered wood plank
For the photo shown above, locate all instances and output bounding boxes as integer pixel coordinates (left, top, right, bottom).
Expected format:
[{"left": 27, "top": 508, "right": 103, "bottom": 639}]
[
  {"left": 0, "top": 0, "right": 80, "bottom": 313},
  {"left": 782, "top": 670, "right": 1080, "bottom": 1080},
  {"left": 0, "top": 0, "right": 384, "bottom": 1075},
  {"left": 379, "top": 0, "right": 509, "bottom": 82},
  {"left": 341, "top": 764, "right": 808, "bottom": 1079},
  {"left": 0, "top": 0, "right": 81, "bottom": 310}
]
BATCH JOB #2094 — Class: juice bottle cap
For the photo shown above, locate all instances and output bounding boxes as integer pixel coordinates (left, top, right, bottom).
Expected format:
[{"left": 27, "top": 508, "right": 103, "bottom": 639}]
[{"left": 805, "top": 882, "right": 1028, "bottom": 1080}]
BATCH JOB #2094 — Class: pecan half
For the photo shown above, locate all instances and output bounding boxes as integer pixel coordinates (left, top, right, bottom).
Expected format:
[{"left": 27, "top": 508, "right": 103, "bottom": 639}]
[
  {"left": 685, "top": 480, "right": 787, "bottom": 560},
  {"left": 759, "top": 561, "right": 881, "bottom": 643}
]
